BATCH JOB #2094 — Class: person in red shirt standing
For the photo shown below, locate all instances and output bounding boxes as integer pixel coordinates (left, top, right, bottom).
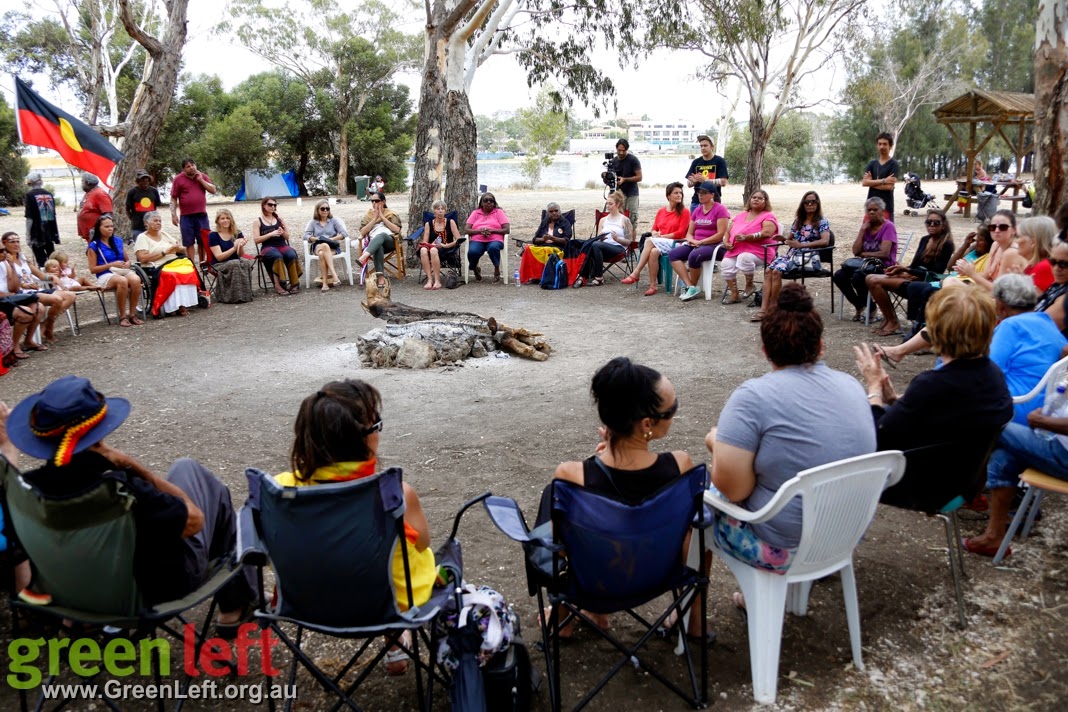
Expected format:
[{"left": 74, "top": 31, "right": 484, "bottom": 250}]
[
  {"left": 170, "top": 158, "right": 217, "bottom": 266},
  {"left": 77, "top": 174, "right": 114, "bottom": 242}
]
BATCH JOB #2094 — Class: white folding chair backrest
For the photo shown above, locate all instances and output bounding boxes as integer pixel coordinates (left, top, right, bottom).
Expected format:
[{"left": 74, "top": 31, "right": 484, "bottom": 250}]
[
  {"left": 896, "top": 231, "right": 915, "bottom": 265},
  {"left": 784, "top": 451, "right": 906, "bottom": 579},
  {"left": 1013, "top": 355, "right": 1068, "bottom": 405}
]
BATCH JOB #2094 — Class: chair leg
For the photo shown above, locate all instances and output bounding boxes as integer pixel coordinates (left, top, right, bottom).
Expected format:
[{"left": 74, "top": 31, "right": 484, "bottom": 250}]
[
  {"left": 994, "top": 487, "right": 1034, "bottom": 564},
  {"left": 939, "top": 513, "right": 967, "bottom": 628},
  {"left": 839, "top": 564, "right": 865, "bottom": 670},
  {"left": 739, "top": 574, "right": 789, "bottom": 705},
  {"left": 786, "top": 580, "right": 813, "bottom": 616},
  {"left": 1021, "top": 490, "right": 1045, "bottom": 538},
  {"left": 96, "top": 290, "right": 111, "bottom": 325}
]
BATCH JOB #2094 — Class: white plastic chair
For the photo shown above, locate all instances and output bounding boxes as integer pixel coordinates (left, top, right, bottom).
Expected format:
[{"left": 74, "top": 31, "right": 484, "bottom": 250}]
[
  {"left": 673, "top": 243, "right": 723, "bottom": 300},
  {"left": 463, "top": 238, "right": 509, "bottom": 285},
  {"left": 993, "top": 355, "right": 1068, "bottom": 564},
  {"left": 700, "top": 451, "right": 905, "bottom": 705},
  {"left": 302, "top": 218, "right": 353, "bottom": 288}
]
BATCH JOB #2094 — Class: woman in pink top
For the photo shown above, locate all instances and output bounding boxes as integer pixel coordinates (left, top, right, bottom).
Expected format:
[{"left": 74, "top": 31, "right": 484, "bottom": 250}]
[
  {"left": 621, "top": 182, "right": 690, "bottom": 296},
  {"left": 669, "top": 180, "right": 730, "bottom": 302},
  {"left": 721, "top": 190, "right": 780, "bottom": 303},
  {"left": 465, "top": 193, "right": 510, "bottom": 282}
]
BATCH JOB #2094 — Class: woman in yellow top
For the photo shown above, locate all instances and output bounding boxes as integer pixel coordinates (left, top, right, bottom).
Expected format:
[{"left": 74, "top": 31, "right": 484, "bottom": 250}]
[{"left": 274, "top": 379, "right": 434, "bottom": 676}]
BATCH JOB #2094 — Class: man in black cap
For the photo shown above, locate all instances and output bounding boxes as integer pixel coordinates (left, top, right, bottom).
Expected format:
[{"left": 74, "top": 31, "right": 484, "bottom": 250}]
[
  {"left": 125, "top": 169, "right": 162, "bottom": 240},
  {"left": 0, "top": 376, "right": 254, "bottom": 630}
]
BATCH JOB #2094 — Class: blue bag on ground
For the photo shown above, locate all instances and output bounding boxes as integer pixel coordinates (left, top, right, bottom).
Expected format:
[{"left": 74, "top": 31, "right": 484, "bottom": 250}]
[{"left": 539, "top": 253, "right": 568, "bottom": 290}]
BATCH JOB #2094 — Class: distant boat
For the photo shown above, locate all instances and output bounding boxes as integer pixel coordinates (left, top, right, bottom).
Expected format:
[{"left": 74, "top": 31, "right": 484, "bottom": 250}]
[{"left": 476, "top": 151, "right": 515, "bottom": 160}]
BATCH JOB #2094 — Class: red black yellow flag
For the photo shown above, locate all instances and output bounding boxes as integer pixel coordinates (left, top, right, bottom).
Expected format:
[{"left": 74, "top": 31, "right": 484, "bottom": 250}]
[{"left": 14, "top": 77, "right": 124, "bottom": 187}]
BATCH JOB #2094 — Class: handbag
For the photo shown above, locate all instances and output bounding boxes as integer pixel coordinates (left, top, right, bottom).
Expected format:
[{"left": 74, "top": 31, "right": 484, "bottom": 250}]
[
  {"left": 790, "top": 251, "right": 822, "bottom": 272},
  {"left": 314, "top": 237, "right": 340, "bottom": 251},
  {"left": 860, "top": 258, "right": 885, "bottom": 276},
  {"left": 0, "top": 293, "right": 39, "bottom": 323},
  {"left": 109, "top": 267, "right": 133, "bottom": 277}
]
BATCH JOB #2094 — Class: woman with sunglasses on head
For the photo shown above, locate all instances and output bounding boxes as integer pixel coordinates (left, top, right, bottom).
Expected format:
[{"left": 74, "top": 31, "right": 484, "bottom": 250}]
[
  {"left": 465, "top": 193, "right": 510, "bottom": 283},
  {"left": 949, "top": 209, "right": 1020, "bottom": 291},
  {"left": 357, "top": 192, "right": 402, "bottom": 290},
  {"left": 303, "top": 200, "right": 349, "bottom": 292},
  {"left": 865, "top": 208, "right": 954, "bottom": 337},
  {"left": 275, "top": 379, "right": 433, "bottom": 676},
  {"left": 756, "top": 191, "right": 831, "bottom": 321},
  {"left": 707, "top": 284, "right": 875, "bottom": 607},
  {"left": 419, "top": 200, "right": 463, "bottom": 290},
  {"left": 253, "top": 197, "right": 301, "bottom": 295}
]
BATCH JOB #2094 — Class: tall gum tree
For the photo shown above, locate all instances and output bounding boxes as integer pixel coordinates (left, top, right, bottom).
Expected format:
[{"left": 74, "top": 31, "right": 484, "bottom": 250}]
[
  {"left": 1034, "top": 0, "right": 1068, "bottom": 213},
  {"left": 409, "top": 0, "right": 631, "bottom": 236},
  {"left": 648, "top": 0, "right": 865, "bottom": 202}
]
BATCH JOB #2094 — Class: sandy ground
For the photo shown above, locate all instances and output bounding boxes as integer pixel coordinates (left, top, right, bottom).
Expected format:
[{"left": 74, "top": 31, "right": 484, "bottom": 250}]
[{"left": 1, "top": 180, "right": 1065, "bottom": 711}]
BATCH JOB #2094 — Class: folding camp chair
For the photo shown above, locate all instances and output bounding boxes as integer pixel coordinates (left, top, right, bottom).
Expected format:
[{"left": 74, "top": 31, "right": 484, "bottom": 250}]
[
  {"left": 1, "top": 455, "right": 247, "bottom": 712},
  {"left": 514, "top": 209, "right": 576, "bottom": 285},
  {"left": 237, "top": 466, "right": 485, "bottom": 712},
  {"left": 407, "top": 210, "right": 466, "bottom": 286},
  {"left": 483, "top": 465, "right": 711, "bottom": 712},
  {"left": 198, "top": 228, "right": 219, "bottom": 296},
  {"left": 592, "top": 208, "right": 638, "bottom": 282}
]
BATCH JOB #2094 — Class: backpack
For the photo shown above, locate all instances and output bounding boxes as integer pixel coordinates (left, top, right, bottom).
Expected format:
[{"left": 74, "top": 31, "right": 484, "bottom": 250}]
[
  {"left": 483, "top": 635, "right": 539, "bottom": 712},
  {"left": 539, "top": 253, "right": 568, "bottom": 290}
]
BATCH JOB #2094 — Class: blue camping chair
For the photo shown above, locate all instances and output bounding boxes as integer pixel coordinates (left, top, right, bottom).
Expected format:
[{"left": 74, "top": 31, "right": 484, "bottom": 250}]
[
  {"left": 404, "top": 210, "right": 466, "bottom": 285},
  {"left": 483, "top": 465, "right": 711, "bottom": 712},
  {"left": 237, "top": 466, "right": 484, "bottom": 712}
]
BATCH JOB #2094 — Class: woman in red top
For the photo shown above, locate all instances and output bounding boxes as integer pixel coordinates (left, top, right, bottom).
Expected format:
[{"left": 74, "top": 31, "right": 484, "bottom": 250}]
[{"left": 621, "top": 182, "right": 691, "bottom": 296}]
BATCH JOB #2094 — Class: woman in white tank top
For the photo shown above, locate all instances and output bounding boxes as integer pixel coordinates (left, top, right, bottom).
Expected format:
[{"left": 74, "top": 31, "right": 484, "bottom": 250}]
[{"left": 574, "top": 191, "right": 634, "bottom": 288}]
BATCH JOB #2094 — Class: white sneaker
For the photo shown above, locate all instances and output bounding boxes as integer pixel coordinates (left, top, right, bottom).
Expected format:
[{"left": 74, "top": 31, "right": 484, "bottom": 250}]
[{"left": 681, "top": 286, "right": 701, "bottom": 301}]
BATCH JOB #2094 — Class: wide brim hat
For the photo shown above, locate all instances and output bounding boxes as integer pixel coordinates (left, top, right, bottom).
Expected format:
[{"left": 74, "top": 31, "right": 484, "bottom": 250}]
[{"left": 7, "top": 376, "right": 130, "bottom": 465}]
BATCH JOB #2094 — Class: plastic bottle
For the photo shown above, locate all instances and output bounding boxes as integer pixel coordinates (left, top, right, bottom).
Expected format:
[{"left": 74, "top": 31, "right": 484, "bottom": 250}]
[
  {"left": 1037, "top": 383, "right": 1068, "bottom": 441},
  {"left": 514, "top": 267, "right": 520, "bottom": 287}
]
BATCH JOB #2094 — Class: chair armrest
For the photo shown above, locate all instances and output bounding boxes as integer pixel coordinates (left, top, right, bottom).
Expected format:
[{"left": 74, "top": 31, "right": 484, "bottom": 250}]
[
  {"left": 1013, "top": 355, "right": 1068, "bottom": 405},
  {"left": 447, "top": 491, "right": 492, "bottom": 541},
  {"left": 236, "top": 503, "right": 267, "bottom": 567},
  {"left": 483, "top": 496, "right": 561, "bottom": 551},
  {"left": 702, "top": 480, "right": 802, "bottom": 524}
]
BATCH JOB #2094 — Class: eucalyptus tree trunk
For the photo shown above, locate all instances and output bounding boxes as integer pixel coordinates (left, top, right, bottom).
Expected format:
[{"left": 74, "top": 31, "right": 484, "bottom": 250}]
[
  {"left": 110, "top": 0, "right": 189, "bottom": 238},
  {"left": 1033, "top": 0, "right": 1068, "bottom": 215}
]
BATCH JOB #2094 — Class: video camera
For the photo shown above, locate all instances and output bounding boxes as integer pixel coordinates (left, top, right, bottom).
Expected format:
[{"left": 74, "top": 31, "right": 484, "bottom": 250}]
[{"left": 601, "top": 152, "right": 619, "bottom": 190}]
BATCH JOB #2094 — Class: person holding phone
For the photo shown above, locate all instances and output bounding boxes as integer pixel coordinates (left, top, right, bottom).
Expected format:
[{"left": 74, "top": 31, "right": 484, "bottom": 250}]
[{"left": 170, "top": 158, "right": 217, "bottom": 267}]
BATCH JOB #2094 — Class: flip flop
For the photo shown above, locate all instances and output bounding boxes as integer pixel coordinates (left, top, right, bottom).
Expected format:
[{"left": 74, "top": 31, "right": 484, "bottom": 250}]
[
  {"left": 129, "top": 315, "right": 144, "bottom": 325},
  {"left": 750, "top": 312, "right": 764, "bottom": 322},
  {"left": 13, "top": 351, "right": 29, "bottom": 360},
  {"left": 119, "top": 318, "right": 133, "bottom": 327},
  {"left": 874, "top": 327, "right": 903, "bottom": 337},
  {"left": 962, "top": 537, "right": 1009, "bottom": 558},
  {"left": 871, "top": 343, "right": 899, "bottom": 370},
  {"left": 22, "top": 343, "right": 48, "bottom": 352}
]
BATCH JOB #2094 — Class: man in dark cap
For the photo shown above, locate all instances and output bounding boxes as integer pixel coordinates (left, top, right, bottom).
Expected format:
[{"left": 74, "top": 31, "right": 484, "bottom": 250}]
[
  {"left": 0, "top": 376, "right": 254, "bottom": 630},
  {"left": 125, "top": 169, "right": 162, "bottom": 239}
]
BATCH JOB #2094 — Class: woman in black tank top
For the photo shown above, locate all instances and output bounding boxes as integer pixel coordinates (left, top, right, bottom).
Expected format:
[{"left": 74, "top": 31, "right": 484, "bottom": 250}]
[{"left": 542, "top": 357, "right": 703, "bottom": 637}]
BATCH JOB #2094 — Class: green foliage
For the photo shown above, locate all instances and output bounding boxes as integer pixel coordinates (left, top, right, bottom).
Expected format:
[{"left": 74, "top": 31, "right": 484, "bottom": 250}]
[
  {"left": 191, "top": 106, "right": 268, "bottom": 194},
  {"left": 516, "top": 88, "right": 569, "bottom": 189},
  {"left": 150, "top": 75, "right": 231, "bottom": 181},
  {"left": 725, "top": 113, "right": 816, "bottom": 184},
  {"left": 0, "top": 93, "right": 30, "bottom": 206},
  {"left": 344, "top": 83, "right": 417, "bottom": 194}
]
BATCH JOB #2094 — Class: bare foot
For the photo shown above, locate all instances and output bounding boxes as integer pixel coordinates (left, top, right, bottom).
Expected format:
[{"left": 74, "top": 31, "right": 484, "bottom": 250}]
[{"left": 424, "top": 281, "right": 434, "bottom": 290}]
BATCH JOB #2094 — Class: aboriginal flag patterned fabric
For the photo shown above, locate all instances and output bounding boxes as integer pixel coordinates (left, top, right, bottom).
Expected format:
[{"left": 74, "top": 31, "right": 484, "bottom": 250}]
[{"left": 15, "top": 77, "right": 124, "bottom": 186}]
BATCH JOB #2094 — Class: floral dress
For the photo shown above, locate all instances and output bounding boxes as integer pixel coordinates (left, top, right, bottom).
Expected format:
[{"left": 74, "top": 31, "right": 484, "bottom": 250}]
[{"left": 767, "top": 218, "right": 830, "bottom": 272}]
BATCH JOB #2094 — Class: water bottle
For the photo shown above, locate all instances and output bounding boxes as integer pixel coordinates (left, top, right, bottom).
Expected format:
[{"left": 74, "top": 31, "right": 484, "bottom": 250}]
[
  {"left": 1037, "top": 382, "right": 1068, "bottom": 440},
  {"left": 514, "top": 267, "right": 520, "bottom": 287}
]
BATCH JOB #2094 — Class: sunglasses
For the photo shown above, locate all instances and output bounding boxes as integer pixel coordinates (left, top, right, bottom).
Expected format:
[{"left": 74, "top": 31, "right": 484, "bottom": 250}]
[
  {"left": 803, "top": 200, "right": 818, "bottom": 205},
  {"left": 990, "top": 223, "right": 1012, "bottom": 231},
  {"left": 370, "top": 199, "right": 382, "bottom": 204},
  {"left": 265, "top": 202, "right": 277, "bottom": 207},
  {"left": 481, "top": 198, "right": 494, "bottom": 203},
  {"left": 925, "top": 220, "right": 943, "bottom": 227},
  {"left": 652, "top": 399, "right": 679, "bottom": 421},
  {"left": 319, "top": 207, "right": 331, "bottom": 212},
  {"left": 364, "top": 419, "right": 384, "bottom": 435},
  {"left": 1049, "top": 258, "right": 1068, "bottom": 269}
]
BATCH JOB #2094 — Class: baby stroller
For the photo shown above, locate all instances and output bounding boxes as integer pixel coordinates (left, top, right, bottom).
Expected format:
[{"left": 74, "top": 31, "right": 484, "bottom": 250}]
[{"left": 903, "top": 173, "right": 936, "bottom": 216}]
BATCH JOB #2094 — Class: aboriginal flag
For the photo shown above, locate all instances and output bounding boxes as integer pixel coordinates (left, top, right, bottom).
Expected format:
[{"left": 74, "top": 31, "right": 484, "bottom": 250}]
[{"left": 14, "top": 77, "right": 124, "bottom": 186}]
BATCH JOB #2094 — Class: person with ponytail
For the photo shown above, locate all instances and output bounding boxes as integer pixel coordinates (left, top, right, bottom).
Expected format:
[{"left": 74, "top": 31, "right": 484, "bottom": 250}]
[
  {"left": 706, "top": 284, "right": 876, "bottom": 599},
  {"left": 541, "top": 357, "right": 704, "bottom": 638},
  {"left": 275, "top": 379, "right": 432, "bottom": 675}
]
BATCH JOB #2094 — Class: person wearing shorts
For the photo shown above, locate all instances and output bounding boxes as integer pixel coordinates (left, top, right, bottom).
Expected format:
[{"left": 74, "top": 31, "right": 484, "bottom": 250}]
[{"left": 170, "top": 158, "right": 216, "bottom": 267}]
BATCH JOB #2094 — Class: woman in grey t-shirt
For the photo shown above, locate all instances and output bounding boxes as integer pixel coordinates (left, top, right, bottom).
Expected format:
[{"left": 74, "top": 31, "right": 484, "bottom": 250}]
[{"left": 706, "top": 283, "right": 876, "bottom": 580}]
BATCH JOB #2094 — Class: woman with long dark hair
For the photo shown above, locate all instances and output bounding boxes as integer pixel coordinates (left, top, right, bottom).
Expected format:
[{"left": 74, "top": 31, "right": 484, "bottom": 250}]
[
  {"left": 622, "top": 182, "right": 691, "bottom": 295},
  {"left": 253, "top": 197, "right": 300, "bottom": 295},
  {"left": 756, "top": 191, "right": 831, "bottom": 321},
  {"left": 87, "top": 214, "right": 143, "bottom": 325}
]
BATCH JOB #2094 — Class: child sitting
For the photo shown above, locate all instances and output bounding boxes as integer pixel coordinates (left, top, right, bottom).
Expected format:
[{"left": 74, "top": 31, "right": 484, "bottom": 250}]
[{"left": 45, "top": 252, "right": 100, "bottom": 291}]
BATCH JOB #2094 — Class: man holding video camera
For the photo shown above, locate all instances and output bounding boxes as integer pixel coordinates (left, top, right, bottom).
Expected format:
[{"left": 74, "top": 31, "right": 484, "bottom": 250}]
[{"left": 603, "top": 139, "right": 642, "bottom": 233}]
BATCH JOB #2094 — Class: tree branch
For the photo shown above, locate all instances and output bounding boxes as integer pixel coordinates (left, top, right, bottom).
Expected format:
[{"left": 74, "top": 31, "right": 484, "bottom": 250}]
[{"left": 118, "top": 0, "right": 162, "bottom": 58}]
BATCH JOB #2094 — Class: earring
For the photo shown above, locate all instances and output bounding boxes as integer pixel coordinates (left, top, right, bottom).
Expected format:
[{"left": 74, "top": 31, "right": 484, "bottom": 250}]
[{"left": 645, "top": 431, "right": 652, "bottom": 440}]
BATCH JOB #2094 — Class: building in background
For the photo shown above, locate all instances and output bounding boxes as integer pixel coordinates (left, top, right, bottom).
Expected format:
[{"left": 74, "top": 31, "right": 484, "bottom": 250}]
[{"left": 628, "top": 121, "right": 699, "bottom": 146}]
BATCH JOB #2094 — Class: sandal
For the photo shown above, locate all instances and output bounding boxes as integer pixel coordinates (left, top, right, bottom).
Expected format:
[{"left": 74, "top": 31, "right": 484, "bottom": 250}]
[
  {"left": 588, "top": 277, "right": 604, "bottom": 286},
  {"left": 385, "top": 631, "right": 411, "bottom": 676},
  {"left": 572, "top": 276, "right": 585, "bottom": 289},
  {"left": 643, "top": 287, "right": 658, "bottom": 296},
  {"left": 129, "top": 315, "right": 144, "bottom": 326},
  {"left": 492, "top": 271, "right": 501, "bottom": 283},
  {"left": 871, "top": 343, "right": 899, "bottom": 370},
  {"left": 962, "top": 537, "right": 1009, "bottom": 559},
  {"left": 621, "top": 275, "right": 639, "bottom": 285},
  {"left": 13, "top": 351, "right": 29, "bottom": 360},
  {"left": 214, "top": 604, "right": 256, "bottom": 641},
  {"left": 119, "top": 317, "right": 133, "bottom": 327},
  {"left": 473, "top": 265, "right": 482, "bottom": 281},
  {"left": 22, "top": 342, "right": 48, "bottom": 352},
  {"left": 654, "top": 610, "right": 717, "bottom": 647},
  {"left": 750, "top": 312, "right": 764, "bottom": 322},
  {"left": 176, "top": 306, "right": 188, "bottom": 317},
  {"left": 288, "top": 286, "right": 300, "bottom": 294}
]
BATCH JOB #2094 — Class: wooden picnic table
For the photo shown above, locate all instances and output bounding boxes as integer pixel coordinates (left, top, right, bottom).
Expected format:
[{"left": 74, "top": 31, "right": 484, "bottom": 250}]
[{"left": 942, "top": 179, "right": 1026, "bottom": 217}]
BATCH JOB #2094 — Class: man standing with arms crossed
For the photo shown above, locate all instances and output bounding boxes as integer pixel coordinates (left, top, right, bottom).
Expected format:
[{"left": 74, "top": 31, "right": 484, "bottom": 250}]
[
  {"left": 685, "top": 135, "right": 728, "bottom": 212},
  {"left": 171, "top": 158, "right": 217, "bottom": 266},
  {"left": 862, "top": 132, "right": 900, "bottom": 222},
  {"left": 611, "top": 139, "right": 642, "bottom": 234}
]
